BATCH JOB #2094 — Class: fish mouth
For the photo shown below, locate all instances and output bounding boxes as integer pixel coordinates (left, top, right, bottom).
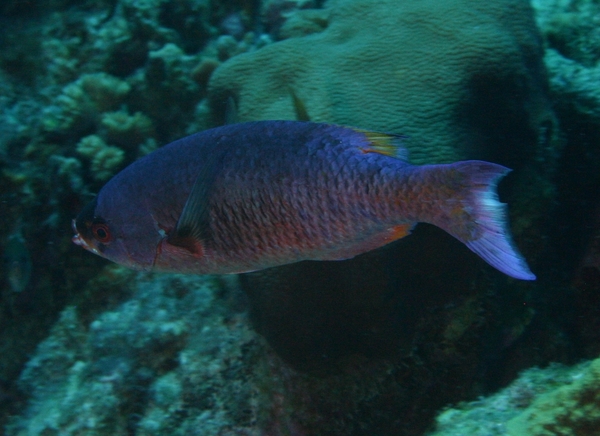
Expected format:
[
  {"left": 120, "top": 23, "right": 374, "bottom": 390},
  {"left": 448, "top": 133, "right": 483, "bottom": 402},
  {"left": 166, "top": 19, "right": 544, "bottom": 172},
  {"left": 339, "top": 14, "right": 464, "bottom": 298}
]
[
  {"left": 71, "top": 219, "right": 98, "bottom": 254},
  {"left": 71, "top": 219, "right": 85, "bottom": 245},
  {"left": 71, "top": 219, "right": 84, "bottom": 245}
]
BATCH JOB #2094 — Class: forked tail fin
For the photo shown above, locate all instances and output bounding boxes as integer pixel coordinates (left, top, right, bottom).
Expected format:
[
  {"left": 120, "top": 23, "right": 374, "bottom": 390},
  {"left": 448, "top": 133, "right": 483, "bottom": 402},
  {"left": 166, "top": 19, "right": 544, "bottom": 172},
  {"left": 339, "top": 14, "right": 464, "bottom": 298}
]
[{"left": 429, "top": 160, "right": 535, "bottom": 280}]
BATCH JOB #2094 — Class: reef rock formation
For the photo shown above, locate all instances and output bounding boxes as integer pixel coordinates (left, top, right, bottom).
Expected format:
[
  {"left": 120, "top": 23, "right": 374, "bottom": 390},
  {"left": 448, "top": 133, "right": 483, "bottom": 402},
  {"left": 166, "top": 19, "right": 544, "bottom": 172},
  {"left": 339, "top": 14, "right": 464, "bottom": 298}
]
[{"left": 431, "top": 356, "right": 600, "bottom": 436}]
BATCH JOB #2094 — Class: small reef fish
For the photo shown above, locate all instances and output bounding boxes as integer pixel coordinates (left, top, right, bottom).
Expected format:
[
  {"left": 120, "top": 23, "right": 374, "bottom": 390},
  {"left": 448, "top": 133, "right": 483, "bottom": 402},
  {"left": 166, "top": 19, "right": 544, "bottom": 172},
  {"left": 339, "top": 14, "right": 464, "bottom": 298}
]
[
  {"left": 72, "top": 121, "right": 535, "bottom": 280},
  {"left": 3, "top": 230, "right": 32, "bottom": 293}
]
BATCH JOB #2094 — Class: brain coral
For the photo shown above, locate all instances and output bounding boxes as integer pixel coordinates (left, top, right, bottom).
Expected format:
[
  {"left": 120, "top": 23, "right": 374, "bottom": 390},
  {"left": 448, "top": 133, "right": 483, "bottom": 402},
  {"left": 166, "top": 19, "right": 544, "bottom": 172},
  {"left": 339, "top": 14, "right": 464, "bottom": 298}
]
[{"left": 209, "top": 0, "right": 556, "bottom": 165}]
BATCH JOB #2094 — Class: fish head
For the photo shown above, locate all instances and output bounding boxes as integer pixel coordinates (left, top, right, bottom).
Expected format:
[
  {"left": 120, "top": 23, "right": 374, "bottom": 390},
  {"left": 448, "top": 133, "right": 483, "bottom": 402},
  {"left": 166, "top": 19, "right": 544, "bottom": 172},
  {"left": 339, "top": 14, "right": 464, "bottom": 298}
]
[{"left": 72, "top": 196, "right": 162, "bottom": 271}]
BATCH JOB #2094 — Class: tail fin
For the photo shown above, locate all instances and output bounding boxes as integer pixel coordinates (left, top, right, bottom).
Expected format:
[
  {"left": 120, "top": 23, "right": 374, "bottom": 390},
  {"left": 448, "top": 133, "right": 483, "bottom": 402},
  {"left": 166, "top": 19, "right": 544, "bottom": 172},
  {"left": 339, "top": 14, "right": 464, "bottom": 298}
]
[{"left": 430, "top": 160, "right": 535, "bottom": 280}]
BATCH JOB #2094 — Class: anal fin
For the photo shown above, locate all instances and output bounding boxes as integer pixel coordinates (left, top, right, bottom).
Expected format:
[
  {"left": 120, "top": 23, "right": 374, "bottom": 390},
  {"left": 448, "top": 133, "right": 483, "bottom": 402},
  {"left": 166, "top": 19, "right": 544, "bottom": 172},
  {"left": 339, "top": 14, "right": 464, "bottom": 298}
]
[
  {"left": 385, "top": 223, "right": 414, "bottom": 243},
  {"left": 311, "top": 223, "right": 415, "bottom": 261}
]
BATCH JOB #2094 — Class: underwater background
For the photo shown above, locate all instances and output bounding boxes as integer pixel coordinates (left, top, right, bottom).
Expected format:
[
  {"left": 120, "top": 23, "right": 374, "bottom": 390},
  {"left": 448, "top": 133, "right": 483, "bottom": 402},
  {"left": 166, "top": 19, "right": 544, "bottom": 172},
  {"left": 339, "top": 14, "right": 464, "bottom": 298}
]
[{"left": 0, "top": 0, "right": 599, "bottom": 434}]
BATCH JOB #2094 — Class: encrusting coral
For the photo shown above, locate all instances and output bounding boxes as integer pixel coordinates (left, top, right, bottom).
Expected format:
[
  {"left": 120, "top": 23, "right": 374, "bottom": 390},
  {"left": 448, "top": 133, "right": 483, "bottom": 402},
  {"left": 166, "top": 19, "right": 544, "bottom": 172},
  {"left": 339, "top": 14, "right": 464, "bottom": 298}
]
[
  {"left": 431, "top": 357, "right": 600, "bottom": 436},
  {"left": 506, "top": 357, "right": 600, "bottom": 435}
]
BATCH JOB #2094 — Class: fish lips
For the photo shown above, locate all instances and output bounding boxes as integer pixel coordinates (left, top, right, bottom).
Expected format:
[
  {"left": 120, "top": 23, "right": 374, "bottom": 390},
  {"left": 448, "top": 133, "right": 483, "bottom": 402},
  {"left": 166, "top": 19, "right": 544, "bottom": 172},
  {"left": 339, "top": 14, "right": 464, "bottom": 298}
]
[
  {"left": 72, "top": 198, "right": 102, "bottom": 254},
  {"left": 72, "top": 218, "right": 92, "bottom": 249}
]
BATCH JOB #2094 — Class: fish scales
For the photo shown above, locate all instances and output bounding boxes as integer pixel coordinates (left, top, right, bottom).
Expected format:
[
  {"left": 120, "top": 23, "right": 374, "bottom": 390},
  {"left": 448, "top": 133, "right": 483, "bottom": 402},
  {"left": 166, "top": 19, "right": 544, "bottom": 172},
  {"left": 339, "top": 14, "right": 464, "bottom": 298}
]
[
  {"left": 73, "top": 121, "right": 535, "bottom": 280},
  {"left": 213, "top": 144, "right": 371, "bottom": 262},
  {"left": 230, "top": 128, "right": 386, "bottom": 264}
]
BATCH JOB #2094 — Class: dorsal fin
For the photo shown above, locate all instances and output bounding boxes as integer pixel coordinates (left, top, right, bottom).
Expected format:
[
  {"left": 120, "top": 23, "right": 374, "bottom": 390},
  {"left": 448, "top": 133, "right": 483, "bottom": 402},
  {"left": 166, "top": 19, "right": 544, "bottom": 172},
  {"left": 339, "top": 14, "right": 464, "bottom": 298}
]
[{"left": 356, "top": 129, "right": 409, "bottom": 161}]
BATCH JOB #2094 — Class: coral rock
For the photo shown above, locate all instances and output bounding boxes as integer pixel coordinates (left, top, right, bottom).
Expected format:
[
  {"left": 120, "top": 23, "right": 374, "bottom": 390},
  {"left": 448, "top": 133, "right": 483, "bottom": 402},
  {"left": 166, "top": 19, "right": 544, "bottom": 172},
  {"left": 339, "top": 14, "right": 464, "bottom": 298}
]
[
  {"left": 209, "top": 0, "right": 556, "bottom": 165},
  {"left": 76, "top": 135, "right": 125, "bottom": 181},
  {"left": 507, "top": 358, "right": 600, "bottom": 436}
]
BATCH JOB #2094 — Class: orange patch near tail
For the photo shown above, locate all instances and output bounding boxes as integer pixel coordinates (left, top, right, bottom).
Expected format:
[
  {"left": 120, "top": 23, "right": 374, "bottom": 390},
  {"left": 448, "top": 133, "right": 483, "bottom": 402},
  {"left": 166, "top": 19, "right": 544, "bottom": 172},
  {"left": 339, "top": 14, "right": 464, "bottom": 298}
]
[{"left": 386, "top": 223, "right": 414, "bottom": 243}]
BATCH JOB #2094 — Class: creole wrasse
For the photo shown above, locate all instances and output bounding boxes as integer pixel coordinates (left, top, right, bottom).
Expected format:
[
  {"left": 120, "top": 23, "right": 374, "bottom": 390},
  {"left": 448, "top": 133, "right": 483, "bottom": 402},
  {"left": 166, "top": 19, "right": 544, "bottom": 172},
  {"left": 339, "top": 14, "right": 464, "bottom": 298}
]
[{"left": 72, "top": 121, "right": 535, "bottom": 280}]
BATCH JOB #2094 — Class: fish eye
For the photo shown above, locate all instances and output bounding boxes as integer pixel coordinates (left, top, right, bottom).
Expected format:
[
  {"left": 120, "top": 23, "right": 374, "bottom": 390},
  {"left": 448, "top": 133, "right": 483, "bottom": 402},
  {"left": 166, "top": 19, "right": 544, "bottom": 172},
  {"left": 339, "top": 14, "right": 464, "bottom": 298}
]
[{"left": 91, "top": 223, "right": 112, "bottom": 244}]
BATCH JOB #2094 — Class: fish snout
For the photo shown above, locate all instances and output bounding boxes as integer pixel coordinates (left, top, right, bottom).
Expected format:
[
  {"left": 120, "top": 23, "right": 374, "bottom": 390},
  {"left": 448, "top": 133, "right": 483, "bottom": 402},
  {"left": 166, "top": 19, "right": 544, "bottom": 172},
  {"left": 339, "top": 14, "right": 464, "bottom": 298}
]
[
  {"left": 71, "top": 219, "right": 85, "bottom": 246},
  {"left": 71, "top": 218, "right": 97, "bottom": 254}
]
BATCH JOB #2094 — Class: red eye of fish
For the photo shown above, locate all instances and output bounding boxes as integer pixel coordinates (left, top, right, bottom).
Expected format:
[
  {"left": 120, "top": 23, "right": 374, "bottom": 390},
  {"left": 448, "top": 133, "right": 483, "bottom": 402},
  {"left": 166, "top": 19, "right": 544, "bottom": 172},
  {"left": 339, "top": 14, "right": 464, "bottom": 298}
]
[{"left": 91, "top": 223, "right": 112, "bottom": 244}]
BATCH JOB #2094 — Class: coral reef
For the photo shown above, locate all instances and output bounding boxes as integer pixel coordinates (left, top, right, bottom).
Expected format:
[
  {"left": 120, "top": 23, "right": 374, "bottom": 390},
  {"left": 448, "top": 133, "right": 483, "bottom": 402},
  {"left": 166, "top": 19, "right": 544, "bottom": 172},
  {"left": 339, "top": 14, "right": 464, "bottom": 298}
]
[
  {"left": 261, "top": 0, "right": 318, "bottom": 38},
  {"left": 100, "top": 111, "right": 154, "bottom": 149},
  {"left": 531, "top": 0, "right": 600, "bottom": 276},
  {"left": 6, "top": 272, "right": 260, "bottom": 435},
  {"left": 0, "top": 270, "right": 382, "bottom": 434},
  {"left": 76, "top": 135, "right": 125, "bottom": 181},
  {"left": 3, "top": 265, "right": 542, "bottom": 436},
  {"left": 430, "top": 357, "right": 600, "bottom": 436},
  {"left": 1, "top": 0, "right": 600, "bottom": 434},
  {"left": 507, "top": 358, "right": 600, "bottom": 435},
  {"left": 40, "top": 73, "right": 131, "bottom": 135}
]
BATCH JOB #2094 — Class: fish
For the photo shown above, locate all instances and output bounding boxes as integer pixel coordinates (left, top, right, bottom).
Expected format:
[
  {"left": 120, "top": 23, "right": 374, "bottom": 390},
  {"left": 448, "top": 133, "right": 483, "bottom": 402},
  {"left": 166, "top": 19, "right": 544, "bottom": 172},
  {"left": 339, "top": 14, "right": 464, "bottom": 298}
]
[
  {"left": 3, "top": 229, "right": 32, "bottom": 293},
  {"left": 72, "top": 121, "right": 535, "bottom": 280}
]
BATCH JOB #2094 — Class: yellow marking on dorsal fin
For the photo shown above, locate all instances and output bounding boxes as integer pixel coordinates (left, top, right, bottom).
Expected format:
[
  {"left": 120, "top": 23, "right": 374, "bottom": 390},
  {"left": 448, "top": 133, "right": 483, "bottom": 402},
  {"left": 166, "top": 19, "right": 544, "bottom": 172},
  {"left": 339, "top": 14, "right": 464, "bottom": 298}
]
[{"left": 356, "top": 129, "right": 409, "bottom": 160}]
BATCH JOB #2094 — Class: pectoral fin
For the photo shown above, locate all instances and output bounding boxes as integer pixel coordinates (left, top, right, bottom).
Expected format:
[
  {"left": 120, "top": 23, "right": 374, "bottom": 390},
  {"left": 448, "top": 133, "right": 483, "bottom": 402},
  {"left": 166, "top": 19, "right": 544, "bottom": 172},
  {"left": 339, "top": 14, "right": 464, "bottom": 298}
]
[{"left": 168, "top": 150, "right": 226, "bottom": 253}]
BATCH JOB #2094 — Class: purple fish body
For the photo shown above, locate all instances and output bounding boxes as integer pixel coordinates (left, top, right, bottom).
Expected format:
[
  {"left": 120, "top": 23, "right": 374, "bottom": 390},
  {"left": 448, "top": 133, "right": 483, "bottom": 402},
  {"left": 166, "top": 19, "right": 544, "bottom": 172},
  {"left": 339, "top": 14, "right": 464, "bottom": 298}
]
[{"left": 73, "top": 121, "right": 535, "bottom": 280}]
